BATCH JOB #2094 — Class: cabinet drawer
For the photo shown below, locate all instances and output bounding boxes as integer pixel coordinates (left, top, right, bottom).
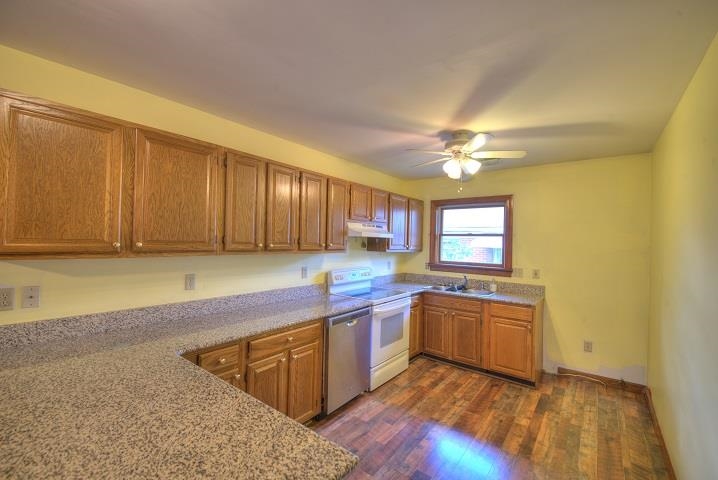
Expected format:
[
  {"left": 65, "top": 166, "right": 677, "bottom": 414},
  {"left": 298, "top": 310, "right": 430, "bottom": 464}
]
[
  {"left": 249, "top": 321, "right": 322, "bottom": 361},
  {"left": 491, "top": 303, "right": 533, "bottom": 321},
  {"left": 423, "top": 293, "right": 481, "bottom": 313},
  {"left": 198, "top": 344, "right": 240, "bottom": 373}
]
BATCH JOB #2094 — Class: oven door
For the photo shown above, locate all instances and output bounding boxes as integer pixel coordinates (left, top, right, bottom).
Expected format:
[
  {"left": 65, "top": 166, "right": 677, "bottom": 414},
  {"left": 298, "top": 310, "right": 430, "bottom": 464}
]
[{"left": 370, "top": 296, "right": 410, "bottom": 367}]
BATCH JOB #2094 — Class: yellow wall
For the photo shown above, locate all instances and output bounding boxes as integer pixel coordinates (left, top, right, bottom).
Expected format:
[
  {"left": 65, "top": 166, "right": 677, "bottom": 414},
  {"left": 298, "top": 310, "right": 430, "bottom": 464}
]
[
  {"left": 403, "top": 154, "right": 652, "bottom": 383},
  {"left": 648, "top": 34, "right": 718, "bottom": 479},
  {"left": 0, "top": 45, "right": 414, "bottom": 324}
]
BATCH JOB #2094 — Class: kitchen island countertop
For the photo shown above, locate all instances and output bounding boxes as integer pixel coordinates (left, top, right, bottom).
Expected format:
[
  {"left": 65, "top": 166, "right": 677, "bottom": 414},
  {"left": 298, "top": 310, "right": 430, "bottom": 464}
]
[{"left": 0, "top": 291, "right": 369, "bottom": 479}]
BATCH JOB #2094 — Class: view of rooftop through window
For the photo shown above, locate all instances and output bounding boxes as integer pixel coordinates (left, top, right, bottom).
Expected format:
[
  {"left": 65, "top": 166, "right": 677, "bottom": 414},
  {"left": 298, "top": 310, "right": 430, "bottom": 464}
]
[{"left": 439, "top": 206, "right": 505, "bottom": 265}]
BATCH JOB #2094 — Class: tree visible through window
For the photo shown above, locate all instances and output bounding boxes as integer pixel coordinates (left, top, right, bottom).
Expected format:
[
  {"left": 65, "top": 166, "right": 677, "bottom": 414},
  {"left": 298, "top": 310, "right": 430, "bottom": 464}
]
[{"left": 429, "top": 195, "right": 513, "bottom": 276}]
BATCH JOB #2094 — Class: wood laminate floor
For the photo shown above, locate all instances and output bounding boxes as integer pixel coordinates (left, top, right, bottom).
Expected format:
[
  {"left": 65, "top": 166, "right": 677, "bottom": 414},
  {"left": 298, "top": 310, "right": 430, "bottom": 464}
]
[{"left": 313, "top": 357, "right": 671, "bottom": 479}]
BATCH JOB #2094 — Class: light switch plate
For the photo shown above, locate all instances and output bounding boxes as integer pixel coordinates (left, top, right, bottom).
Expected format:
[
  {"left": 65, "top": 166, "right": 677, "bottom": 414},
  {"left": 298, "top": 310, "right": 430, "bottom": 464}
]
[
  {"left": 184, "top": 273, "right": 196, "bottom": 291},
  {"left": 21, "top": 286, "right": 40, "bottom": 308},
  {"left": 0, "top": 286, "right": 15, "bottom": 311}
]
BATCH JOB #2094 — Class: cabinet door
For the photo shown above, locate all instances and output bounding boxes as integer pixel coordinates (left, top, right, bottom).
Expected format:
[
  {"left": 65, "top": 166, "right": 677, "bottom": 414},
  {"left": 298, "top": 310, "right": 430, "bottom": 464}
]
[
  {"left": 349, "top": 183, "right": 371, "bottom": 221},
  {"left": 452, "top": 310, "right": 481, "bottom": 367},
  {"left": 407, "top": 198, "right": 423, "bottom": 252},
  {"left": 387, "top": 193, "right": 408, "bottom": 251},
  {"left": 488, "top": 317, "right": 533, "bottom": 380},
  {"left": 224, "top": 152, "right": 265, "bottom": 252},
  {"left": 409, "top": 301, "right": 423, "bottom": 358},
  {"left": 133, "top": 129, "right": 218, "bottom": 253},
  {"left": 371, "top": 189, "right": 388, "bottom": 224},
  {"left": 0, "top": 97, "right": 124, "bottom": 254},
  {"left": 246, "top": 351, "right": 288, "bottom": 414},
  {"left": 299, "top": 172, "right": 326, "bottom": 251},
  {"left": 266, "top": 163, "right": 299, "bottom": 251},
  {"left": 326, "top": 178, "right": 348, "bottom": 251},
  {"left": 423, "top": 305, "right": 451, "bottom": 358},
  {"left": 287, "top": 340, "right": 322, "bottom": 423}
]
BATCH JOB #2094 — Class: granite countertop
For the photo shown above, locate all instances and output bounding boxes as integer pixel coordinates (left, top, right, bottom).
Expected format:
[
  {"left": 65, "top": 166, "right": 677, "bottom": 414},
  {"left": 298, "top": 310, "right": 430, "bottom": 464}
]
[
  {"left": 381, "top": 281, "right": 544, "bottom": 306},
  {"left": 0, "top": 290, "right": 369, "bottom": 479}
]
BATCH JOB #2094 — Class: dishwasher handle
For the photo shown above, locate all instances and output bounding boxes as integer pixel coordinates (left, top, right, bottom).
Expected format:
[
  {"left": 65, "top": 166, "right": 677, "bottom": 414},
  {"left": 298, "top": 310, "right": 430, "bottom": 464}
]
[{"left": 328, "top": 307, "right": 371, "bottom": 327}]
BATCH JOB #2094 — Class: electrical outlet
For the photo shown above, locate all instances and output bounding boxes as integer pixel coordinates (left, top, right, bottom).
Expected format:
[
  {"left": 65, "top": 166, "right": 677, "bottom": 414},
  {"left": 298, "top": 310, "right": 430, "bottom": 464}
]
[
  {"left": 425, "top": 262, "right": 430, "bottom": 271},
  {"left": 386, "top": 261, "right": 391, "bottom": 271},
  {"left": 532, "top": 269, "right": 541, "bottom": 279},
  {"left": 513, "top": 268, "right": 523, "bottom": 278},
  {"left": 21, "top": 286, "right": 40, "bottom": 308},
  {"left": 0, "top": 286, "right": 15, "bottom": 311},
  {"left": 584, "top": 341, "right": 593, "bottom": 353},
  {"left": 301, "top": 266, "right": 308, "bottom": 279},
  {"left": 184, "top": 273, "right": 196, "bottom": 291}
]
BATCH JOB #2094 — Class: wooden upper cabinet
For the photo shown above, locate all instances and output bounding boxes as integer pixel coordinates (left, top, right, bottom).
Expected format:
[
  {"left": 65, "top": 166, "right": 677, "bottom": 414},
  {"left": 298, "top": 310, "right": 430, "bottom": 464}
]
[
  {"left": 266, "top": 163, "right": 299, "bottom": 251},
  {"left": 388, "top": 193, "right": 409, "bottom": 251},
  {"left": 132, "top": 129, "right": 218, "bottom": 253},
  {"left": 371, "top": 189, "right": 389, "bottom": 224},
  {"left": 326, "top": 178, "right": 348, "bottom": 251},
  {"left": 0, "top": 96, "right": 124, "bottom": 254},
  {"left": 349, "top": 183, "right": 371, "bottom": 221},
  {"left": 299, "top": 172, "right": 327, "bottom": 251},
  {"left": 407, "top": 198, "right": 423, "bottom": 252},
  {"left": 224, "top": 152, "right": 266, "bottom": 252}
]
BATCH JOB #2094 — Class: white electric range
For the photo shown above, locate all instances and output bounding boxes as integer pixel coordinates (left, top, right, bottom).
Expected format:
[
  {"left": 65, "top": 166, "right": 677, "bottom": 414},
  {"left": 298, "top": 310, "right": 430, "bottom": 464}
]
[{"left": 328, "top": 267, "right": 411, "bottom": 391}]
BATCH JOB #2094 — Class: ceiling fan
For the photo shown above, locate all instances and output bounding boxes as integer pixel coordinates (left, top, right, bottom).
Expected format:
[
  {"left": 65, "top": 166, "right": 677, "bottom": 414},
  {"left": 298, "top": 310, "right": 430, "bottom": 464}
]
[{"left": 411, "top": 130, "right": 526, "bottom": 180}]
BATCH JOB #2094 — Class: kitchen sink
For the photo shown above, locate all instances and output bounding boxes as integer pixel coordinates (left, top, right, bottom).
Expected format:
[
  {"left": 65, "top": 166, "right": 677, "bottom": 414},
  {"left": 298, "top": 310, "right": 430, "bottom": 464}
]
[
  {"left": 428, "top": 285, "right": 449, "bottom": 291},
  {"left": 461, "top": 289, "right": 495, "bottom": 297}
]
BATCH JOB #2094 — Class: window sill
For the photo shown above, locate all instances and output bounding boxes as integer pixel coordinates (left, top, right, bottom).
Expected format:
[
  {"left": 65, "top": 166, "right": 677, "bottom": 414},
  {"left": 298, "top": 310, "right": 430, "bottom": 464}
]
[{"left": 427, "top": 263, "right": 513, "bottom": 277}]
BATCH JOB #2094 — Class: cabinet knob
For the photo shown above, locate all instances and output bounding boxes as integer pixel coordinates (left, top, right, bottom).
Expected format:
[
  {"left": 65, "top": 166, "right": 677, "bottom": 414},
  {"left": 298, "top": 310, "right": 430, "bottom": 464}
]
[
  {"left": 234, "top": 373, "right": 242, "bottom": 380},
  {"left": 281, "top": 357, "right": 287, "bottom": 362},
  {"left": 405, "top": 244, "right": 409, "bottom": 248},
  {"left": 257, "top": 243, "right": 264, "bottom": 248},
  {"left": 292, "top": 355, "right": 298, "bottom": 360},
  {"left": 328, "top": 243, "right": 333, "bottom": 247},
  {"left": 287, "top": 336, "right": 294, "bottom": 342},
  {"left": 321, "top": 243, "right": 326, "bottom": 247},
  {"left": 219, "top": 357, "right": 227, "bottom": 365},
  {"left": 269, "top": 243, "right": 274, "bottom": 248},
  {"left": 112, "top": 242, "right": 120, "bottom": 250},
  {"left": 135, "top": 242, "right": 143, "bottom": 248}
]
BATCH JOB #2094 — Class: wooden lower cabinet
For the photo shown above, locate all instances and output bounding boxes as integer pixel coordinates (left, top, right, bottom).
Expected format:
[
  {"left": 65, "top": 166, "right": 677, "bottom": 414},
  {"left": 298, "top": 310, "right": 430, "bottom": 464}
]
[
  {"left": 423, "top": 305, "right": 452, "bottom": 358},
  {"left": 409, "top": 295, "right": 423, "bottom": 358},
  {"left": 247, "top": 352, "right": 289, "bottom": 414},
  {"left": 184, "top": 320, "right": 323, "bottom": 423},
  {"left": 423, "top": 293, "right": 481, "bottom": 366},
  {"left": 246, "top": 320, "right": 323, "bottom": 422},
  {"left": 487, "top": 302, "right": 543, "bottom": 383},
  {"left": 488, "top": 317, "right": 532, "bottom": 379},
  {"left": 287, "top": 340, "right": 322, "bottom": 423},
  {"left": 452, "top": 310, "right": 482, "bottom": 367}
]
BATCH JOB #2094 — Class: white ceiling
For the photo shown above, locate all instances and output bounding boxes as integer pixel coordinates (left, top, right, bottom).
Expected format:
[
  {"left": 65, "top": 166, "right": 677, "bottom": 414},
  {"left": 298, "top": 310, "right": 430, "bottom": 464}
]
[{"left": 1, "top": 1, "right": 716, "bottom": 178}]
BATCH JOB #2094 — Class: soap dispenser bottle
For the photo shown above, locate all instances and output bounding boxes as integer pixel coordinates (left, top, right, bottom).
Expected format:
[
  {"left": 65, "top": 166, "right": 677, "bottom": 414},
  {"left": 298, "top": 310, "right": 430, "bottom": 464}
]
[{"left": 489, "top": 278, "right": 498, "bottom": 293}]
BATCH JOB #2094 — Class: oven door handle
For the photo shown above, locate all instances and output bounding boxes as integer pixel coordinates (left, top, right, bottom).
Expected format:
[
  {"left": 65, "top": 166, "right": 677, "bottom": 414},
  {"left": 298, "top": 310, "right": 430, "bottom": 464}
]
[{"left": 372, "top": 297, "right": 411, "bottom": 314}]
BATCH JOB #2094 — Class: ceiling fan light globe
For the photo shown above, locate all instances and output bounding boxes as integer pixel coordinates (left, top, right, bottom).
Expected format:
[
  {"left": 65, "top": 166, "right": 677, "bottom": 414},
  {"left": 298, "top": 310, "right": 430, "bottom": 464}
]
[
  {"left": 443, "top": 159, "right": 462, "bottom": 179},
  {"left": 463, "top": 159, "right": 482, "bottom": 175}
]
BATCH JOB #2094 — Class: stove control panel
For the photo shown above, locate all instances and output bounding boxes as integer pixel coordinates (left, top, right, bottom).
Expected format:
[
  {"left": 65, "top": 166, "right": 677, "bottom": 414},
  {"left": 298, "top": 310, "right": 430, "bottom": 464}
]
[{"left": 328, "top": 267, "right": 374, "bottom": 285}]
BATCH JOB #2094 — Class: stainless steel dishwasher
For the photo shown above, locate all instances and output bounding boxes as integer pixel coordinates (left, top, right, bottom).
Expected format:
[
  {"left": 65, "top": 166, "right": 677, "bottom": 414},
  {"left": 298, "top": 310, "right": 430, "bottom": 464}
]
[{"left": 324, "top": 307, "right": 371, "bottom": 415}]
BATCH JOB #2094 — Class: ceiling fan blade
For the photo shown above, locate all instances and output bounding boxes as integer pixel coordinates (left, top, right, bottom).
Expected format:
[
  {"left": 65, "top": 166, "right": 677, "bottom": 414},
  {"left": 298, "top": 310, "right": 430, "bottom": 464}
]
[
  {"left": 406, "top": 149, "right": 449, "bottom": 155},
  {"left": 470, "top": 150, "right": 527, "bottom": 159},
  {"left": 413, "top": 157, "right": 451, "bottom": 167},
  {"left": 461, "top": 132, "right": 493, "bottom": 154}
]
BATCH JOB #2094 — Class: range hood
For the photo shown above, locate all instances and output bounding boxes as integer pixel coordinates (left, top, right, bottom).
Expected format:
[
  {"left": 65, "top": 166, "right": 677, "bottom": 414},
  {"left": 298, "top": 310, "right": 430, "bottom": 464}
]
[{"left": 346, "top": 221, "right": 393, "bottom": 239}]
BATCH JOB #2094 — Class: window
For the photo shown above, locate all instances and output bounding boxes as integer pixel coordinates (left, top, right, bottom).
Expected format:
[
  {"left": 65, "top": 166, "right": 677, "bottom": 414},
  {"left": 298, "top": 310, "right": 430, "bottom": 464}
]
[{"left": 428, "top": 195, "right": 513, "bottom": 276}]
